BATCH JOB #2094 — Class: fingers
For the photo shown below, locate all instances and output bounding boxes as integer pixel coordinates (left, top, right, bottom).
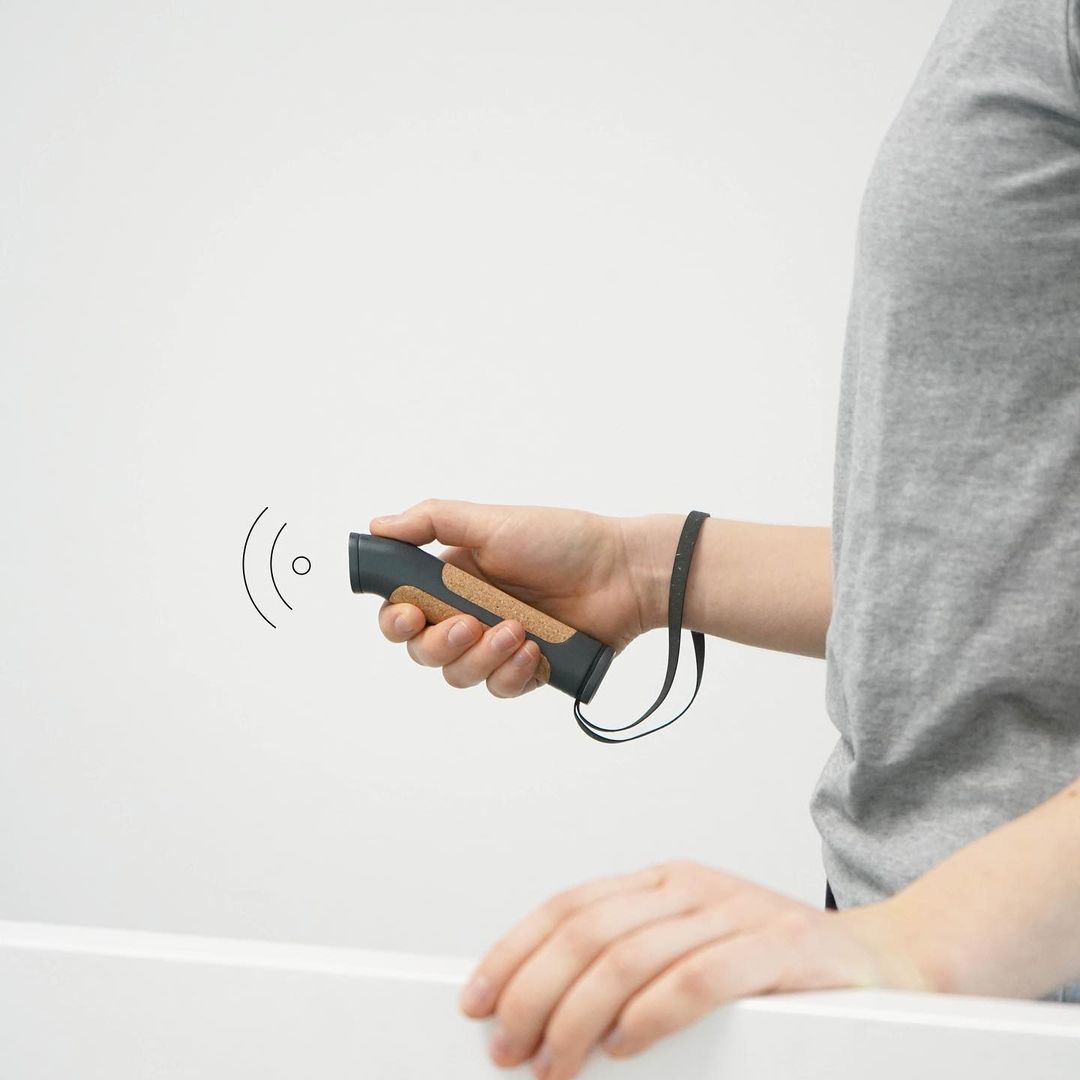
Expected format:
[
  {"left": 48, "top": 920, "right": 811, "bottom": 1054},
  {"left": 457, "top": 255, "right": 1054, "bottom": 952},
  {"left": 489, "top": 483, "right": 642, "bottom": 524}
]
[
  {"left": 534, "top": 905, "right": 743, "bottom": 1079},
  {"left": 483, "top": 885, "right": 701, "bottom": 1071},
  {"left": 375, "top": 602, "right": 547, "bottom": 698},
  {"left": 447, "top": 620, "right": 545, "bottom": 697},
  {"left": 479, "top": 885, "right": 800, "bottom": 1079},
  {"left": 369, "top": 498, "right": 510, "bottom": 549},
  {"left": 486, "top": 638, "right": 546, "bottom": 698},
  {"left": 459, "top": 864, "right": 668, "bottom": 1021},
  {"left": 409, "top": 616, "right": 523, "bottom": 687},
  {"left": 456, "top": 853, "right": 842, "bottom": 1080},
  {"left": 603, "top": 922, "right": 791, "bottom": 1060},
  {"left": 377, "top": 601, "right": 426, "bottom": 641},
  {"left": 437, "top": 544, "right": 486, "bottom": 579}
]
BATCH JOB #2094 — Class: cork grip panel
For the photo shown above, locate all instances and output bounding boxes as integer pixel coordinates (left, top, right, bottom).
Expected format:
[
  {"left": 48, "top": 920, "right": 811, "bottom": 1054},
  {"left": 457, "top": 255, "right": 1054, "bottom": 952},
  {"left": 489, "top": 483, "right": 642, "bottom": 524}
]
[
  {"left": 388, "top": 584, "right": 552, "bottom": 687},
  {"left": 441, "top": 564, "right": 576, "bottom": 644}
]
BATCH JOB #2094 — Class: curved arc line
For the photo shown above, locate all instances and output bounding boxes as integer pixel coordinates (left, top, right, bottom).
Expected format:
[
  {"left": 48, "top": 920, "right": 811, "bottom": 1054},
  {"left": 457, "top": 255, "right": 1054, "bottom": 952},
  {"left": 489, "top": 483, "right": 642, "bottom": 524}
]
[
  {"left": 269, "top": 522, "right": 293, "bottom": 611},
  {"left": 242, "top": 506, "right": 277, "bottom": 629}
]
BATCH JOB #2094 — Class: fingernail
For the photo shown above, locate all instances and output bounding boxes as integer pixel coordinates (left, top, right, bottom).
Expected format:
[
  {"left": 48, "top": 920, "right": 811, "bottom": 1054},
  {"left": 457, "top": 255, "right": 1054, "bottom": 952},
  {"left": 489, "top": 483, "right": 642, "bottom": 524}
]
[
  {"left": 394, "top": 613, "right": 415, "bottom": 634},
  {"left": 489, "top": 1025, "right": 516, "bottom": 1062},
  {"left": 532, "top": 1042, "right": 553, "bottom": 1079},
  {"left": 493, "top": 625, "right": 519, "bottom": 651},
  {"left": 374, "top": 513, "right": 403, "bottom": 524},
  {"left": 448, "top": 620, "right": 475, "bottom": 647},
  {"left": 459, "top": 974, "right": 492, "bottom": 1012},
  {"left": 512, "top": 643, "right": 534, "bottom": 666}
]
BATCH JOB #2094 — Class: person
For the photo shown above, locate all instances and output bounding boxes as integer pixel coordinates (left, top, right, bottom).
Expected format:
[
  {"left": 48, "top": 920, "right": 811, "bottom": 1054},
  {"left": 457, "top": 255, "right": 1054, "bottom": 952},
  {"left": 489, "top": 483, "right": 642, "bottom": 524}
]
[{"left": 370, "top": 1, "right": 1080, "bottom": 1076}]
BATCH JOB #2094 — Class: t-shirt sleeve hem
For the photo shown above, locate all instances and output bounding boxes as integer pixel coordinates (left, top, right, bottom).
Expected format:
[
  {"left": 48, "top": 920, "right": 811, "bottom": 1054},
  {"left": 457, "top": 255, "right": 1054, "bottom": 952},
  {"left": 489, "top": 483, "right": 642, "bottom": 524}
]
[{"left": 1068, "top": 0, "right": 1080, "bottom": 100}]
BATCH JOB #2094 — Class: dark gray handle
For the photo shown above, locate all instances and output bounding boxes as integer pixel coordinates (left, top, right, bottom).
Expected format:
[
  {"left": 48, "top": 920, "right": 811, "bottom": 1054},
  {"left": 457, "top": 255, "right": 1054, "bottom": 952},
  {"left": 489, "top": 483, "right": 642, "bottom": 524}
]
[{"left": 349, "top": 532, "right": 613, "bottom": 703}]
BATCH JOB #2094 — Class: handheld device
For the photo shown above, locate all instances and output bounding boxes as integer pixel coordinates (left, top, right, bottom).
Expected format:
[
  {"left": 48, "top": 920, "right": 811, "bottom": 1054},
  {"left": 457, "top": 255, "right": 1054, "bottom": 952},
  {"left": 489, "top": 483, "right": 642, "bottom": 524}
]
[{"left": 348, "top": 533, "right": 615, "bottom": 703}]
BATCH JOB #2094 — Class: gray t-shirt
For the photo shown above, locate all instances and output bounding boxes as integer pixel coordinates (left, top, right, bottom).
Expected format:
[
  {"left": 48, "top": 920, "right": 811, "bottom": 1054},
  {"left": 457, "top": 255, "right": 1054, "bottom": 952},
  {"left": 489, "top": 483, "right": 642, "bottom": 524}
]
[{"left": 808, "top": 0, "right": 1080, "bottom": 1002}]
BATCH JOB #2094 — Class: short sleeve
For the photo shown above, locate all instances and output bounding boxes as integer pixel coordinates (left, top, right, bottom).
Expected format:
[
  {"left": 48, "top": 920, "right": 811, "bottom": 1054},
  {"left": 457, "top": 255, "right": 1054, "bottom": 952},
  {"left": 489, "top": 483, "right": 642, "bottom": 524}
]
[{"left": 1069, "top": 0, "right": 1080, "bottom": 98}]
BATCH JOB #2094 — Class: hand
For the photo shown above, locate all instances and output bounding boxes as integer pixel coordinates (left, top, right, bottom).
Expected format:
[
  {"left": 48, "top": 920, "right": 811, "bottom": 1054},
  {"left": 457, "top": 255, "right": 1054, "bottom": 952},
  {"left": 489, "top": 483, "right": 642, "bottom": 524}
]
[
  {"left": 370, "top": 498, "right": 674, "bottom": 700},
  {"left": 458, "top": 859, "right": 934, "bottom": 1079}
]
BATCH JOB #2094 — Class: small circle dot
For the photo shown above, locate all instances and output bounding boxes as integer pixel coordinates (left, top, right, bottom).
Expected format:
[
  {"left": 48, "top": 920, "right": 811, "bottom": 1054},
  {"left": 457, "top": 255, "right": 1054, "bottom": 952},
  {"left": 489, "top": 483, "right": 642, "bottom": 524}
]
[{"left": 292, "top": 556, "right": 311, "bottom": 576}]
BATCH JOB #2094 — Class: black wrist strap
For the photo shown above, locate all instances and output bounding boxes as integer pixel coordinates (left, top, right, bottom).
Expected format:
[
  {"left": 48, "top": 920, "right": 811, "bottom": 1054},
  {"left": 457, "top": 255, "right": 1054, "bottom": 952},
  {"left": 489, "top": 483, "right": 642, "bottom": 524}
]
[{"left": 573, "top": 510, "right": 710, "bottom": 744}]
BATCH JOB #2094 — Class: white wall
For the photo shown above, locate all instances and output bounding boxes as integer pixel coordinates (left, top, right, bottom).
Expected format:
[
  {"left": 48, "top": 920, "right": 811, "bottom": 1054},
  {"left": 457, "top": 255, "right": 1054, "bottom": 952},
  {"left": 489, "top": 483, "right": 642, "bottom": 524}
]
[{"left": 0, "top": 1, "right": 951, "bottom": 956}]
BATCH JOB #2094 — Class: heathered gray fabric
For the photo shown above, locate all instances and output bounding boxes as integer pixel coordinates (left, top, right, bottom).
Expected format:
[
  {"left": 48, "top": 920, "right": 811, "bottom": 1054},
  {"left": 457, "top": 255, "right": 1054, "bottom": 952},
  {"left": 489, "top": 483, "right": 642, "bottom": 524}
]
[{"left": 808, "top": 0, "right": 1080, "bottom": 1003}]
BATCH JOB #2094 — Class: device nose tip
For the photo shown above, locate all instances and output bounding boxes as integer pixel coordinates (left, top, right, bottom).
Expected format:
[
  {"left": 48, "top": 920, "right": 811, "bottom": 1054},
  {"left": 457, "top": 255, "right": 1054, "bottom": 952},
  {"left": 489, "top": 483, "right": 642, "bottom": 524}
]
[{"left": 349, "top": 532, "right": 364, "bottom": 593}]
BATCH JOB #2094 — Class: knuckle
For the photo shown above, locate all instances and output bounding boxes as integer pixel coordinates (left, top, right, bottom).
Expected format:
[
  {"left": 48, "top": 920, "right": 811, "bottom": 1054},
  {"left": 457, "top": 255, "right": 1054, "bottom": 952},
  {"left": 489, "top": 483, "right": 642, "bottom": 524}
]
[
  {"left": 601, "top": 941, "right": 647, "bottom": 982},
  {"left": 541, "top": 889, "right": 576, "bottom": 922},
  {"left": 658, "top": 882, "right": 698, "bottom": 908},
  {"left": 442, "top": 666, "right": 474, "bottom": 690},
  {"left": 538, "top": 1025, "right": 581, "bottom": 1067},
  {"left": 485, "top": 676, "right": 519, "bottom": 700},
  {"left": 544, "top": 996, "right": 591, "bottom": 1048},
  {"left": 663, "top": 857, "right": 702, "bottom": 877},
  {"left": 405, "top": 639, "right": 427, "bottom": 666},
  {"left": 673, "top": 960, "right": 713, "bottom": 1000},
  {"left": 611, "top": 1008, "right": 651, "bottom": 1049},
  {"left": 494, "top": 991, "right": 531, "bottom": 1033},
  {"left": 558, "top": 911, "right": 603, "bottom": 956}
]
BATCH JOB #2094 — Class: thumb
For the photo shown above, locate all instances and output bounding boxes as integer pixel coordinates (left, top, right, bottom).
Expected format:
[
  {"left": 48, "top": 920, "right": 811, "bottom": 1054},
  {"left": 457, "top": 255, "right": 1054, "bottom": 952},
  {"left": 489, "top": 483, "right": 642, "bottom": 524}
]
[{"left": 368, "top": 498, "right": 509, "bottom": 549}]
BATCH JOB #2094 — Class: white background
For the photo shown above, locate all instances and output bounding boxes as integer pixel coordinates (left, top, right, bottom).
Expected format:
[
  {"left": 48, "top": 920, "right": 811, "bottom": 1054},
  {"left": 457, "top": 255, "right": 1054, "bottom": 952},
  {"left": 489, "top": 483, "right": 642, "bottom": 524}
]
[{"left": 0, "top": 1, "right": 950, "bottom": 956}]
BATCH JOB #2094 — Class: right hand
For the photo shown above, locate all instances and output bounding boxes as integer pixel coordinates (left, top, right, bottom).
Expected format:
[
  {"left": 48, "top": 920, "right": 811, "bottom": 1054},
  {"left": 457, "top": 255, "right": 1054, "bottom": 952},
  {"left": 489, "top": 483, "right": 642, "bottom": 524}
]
[{"left": 369, "top": 499, "right": 668, "bottom": 700}]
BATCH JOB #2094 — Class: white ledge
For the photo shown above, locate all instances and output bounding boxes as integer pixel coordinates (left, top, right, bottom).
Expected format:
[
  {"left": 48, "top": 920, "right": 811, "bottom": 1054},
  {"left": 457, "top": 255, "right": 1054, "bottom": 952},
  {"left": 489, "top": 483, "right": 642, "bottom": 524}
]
[{"left": 2, "top": 918, "right": 1078, "bottom": 1078}]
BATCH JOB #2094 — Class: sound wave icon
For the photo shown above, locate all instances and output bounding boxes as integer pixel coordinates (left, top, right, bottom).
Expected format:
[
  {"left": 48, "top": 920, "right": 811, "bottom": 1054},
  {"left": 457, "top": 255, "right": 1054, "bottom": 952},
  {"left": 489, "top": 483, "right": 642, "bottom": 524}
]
[{"left": 242, "top": 506, "right": 310, "bottom": 629}]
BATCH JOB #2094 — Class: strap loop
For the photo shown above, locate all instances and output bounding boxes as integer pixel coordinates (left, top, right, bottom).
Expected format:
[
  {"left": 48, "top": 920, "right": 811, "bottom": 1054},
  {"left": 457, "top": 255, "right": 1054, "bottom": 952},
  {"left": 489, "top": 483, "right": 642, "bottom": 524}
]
[{"left": 573, "top": 510, "right": 710, "bottom": 743}]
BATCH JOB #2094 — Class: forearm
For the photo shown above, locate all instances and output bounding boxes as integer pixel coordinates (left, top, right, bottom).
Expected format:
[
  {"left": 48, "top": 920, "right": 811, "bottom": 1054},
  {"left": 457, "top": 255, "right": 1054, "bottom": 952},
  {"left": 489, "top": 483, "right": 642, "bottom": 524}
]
[
  {"left": 884, "top": 774, "right": 1080, "bottom": 999},
  {"left": 621, "top": 514, "right": 833, "bottom": 659}
]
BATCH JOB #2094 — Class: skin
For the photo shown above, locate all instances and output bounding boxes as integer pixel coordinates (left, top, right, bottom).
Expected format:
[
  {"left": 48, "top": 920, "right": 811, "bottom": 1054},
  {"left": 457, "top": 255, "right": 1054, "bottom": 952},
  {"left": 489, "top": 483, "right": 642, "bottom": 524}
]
[
  {"left": 371, "top": 498, "right": 834, "bottom": 701},
  {"left": 370, "top": 498, "right": 1080, "bottom": 1078},
  {"left": 371, "top": 500, "right": 653, "bottom": 698},
  {"left": 451, "top": 859, "right": 929, "bottom": 1079}
]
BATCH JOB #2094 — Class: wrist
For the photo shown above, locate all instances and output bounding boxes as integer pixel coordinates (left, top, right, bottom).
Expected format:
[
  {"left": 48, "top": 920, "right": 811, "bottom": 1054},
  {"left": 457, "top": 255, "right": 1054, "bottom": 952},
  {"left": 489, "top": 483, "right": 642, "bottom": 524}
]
[
  {"left": 616, "top": 513, "right": 685, "bottom": 634},
  {"left": 836, "top": 897, "right": 944, "bottom": 995}
]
